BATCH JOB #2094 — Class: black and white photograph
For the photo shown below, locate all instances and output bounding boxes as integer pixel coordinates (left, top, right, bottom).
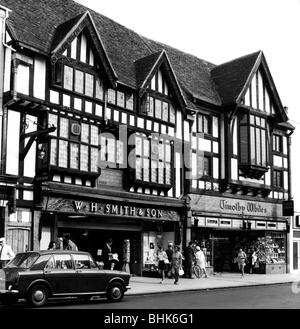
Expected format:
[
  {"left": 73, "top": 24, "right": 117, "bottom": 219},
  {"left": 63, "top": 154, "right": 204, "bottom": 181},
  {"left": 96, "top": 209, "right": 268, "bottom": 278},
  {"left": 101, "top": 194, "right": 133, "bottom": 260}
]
[{"left": 0, "top": 0, "right": 299, "bottom": 324}]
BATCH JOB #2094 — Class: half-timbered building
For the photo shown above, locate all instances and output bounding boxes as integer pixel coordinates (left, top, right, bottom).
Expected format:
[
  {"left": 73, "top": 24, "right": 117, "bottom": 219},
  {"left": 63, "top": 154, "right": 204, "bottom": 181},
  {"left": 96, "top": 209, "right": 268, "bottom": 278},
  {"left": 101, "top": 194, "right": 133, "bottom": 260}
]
[{"left": 0, "top": 0, "right": 294, "bottom": 275}]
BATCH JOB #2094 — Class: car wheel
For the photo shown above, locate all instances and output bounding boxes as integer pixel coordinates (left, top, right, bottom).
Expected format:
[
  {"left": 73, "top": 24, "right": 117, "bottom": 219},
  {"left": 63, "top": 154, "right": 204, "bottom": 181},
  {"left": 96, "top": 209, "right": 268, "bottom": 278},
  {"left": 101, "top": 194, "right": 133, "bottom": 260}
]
[
  {"left": 27, "top": 284, "right": 49, "bottom": 307},
  {"left": 106, "top": 282, "right": 124, "bottom": 302}
]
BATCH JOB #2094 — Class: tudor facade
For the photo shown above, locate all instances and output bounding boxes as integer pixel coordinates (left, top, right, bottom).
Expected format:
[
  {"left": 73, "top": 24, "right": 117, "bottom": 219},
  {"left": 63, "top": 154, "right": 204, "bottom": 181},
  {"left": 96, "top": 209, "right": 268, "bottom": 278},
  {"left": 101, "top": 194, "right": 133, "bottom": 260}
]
[{"left": 0, "top": 1, "right": 294, "bottom": 275}]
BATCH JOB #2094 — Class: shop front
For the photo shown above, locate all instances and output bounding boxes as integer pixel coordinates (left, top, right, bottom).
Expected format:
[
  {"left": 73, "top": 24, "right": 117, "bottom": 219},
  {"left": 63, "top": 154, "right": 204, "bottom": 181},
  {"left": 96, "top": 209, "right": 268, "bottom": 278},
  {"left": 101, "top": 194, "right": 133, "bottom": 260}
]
[
  {"left": 38, "top": 189, "right": 182, "bottom": 277},
  {"left": 188, "top": 194, "right": 288, "bottom": 274}
]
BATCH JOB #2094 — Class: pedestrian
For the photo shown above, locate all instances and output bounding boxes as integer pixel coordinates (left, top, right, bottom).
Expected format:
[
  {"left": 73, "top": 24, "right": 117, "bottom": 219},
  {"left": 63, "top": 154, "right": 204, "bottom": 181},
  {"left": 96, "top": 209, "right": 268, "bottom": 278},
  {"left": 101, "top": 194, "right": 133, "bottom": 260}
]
[
  {"left": 237, "top": 248, "right": 247, "bottom": 278},
  {"left": 195, "top": 246, "right": 208, "bottom": 278},
  {"left": 183, "top": 241, "right": 195, "bottom": 278},
  {"left": 102, "top": 238, "right": 114, "bottom": 270},
  {"left": 165, "top": 242, "right": 174, "bottom": 278},
  {"left": 55, "top": 237, "right": 64, "bottom": 250},
  {"left": 63, "top": 235, "right": 78, "bottom": 251},
  {"left": 249, "top": 248, "right": 258, "bottom": 274},
  {"left": 0, "top": 237, "right": 15, "bottom": 268},
  {"left": 156, "top": 244, "right": 168, "bottom": 283},
  {"left": 171, "top": 245, "right": 183, "bottom": 285},
  {"left": 47, "top": 241, "right": 56, "bottom": 250}
]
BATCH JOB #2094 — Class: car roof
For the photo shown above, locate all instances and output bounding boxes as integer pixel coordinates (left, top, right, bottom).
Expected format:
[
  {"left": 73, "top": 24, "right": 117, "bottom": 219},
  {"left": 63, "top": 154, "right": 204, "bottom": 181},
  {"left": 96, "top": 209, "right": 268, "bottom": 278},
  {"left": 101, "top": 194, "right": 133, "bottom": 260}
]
[{"left": 18, "top": 250, "right": 92, "bottom": 256}]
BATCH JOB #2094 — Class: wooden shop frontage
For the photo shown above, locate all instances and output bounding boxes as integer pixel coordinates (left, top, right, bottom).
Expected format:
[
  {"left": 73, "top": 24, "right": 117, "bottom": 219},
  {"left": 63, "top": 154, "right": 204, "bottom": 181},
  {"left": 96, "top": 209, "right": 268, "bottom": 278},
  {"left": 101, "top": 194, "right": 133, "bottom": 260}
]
[
  {"left": 188, "top": 194, "right": 288, "bottom": 274},
  {"left": 37, "top": 183, "right": 184, "bottom": 276}
]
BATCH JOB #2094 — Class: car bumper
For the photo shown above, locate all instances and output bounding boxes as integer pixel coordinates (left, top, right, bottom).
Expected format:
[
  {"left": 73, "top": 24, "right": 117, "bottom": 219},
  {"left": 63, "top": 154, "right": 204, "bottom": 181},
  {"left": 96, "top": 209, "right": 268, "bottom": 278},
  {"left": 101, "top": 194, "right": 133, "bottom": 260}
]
[{"left": 0, "top": 288, "right": 19, "bottom": 295}]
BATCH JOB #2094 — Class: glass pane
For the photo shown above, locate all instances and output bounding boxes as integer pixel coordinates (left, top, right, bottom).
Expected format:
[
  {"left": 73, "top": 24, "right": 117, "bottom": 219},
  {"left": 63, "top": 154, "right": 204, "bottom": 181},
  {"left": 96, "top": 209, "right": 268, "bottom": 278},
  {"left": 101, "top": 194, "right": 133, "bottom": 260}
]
[
  {"left": 48, "top": 113, "right": 58, "bottom": 136},
  {"left": 151, "top": 160, "right": 158, "bottom": 183},
  {"left": 155, "top": 99, "right": 162, "bottom": 119},
  {"left": 169, "top": 104, "right": 175, "bottom": 124},
  {"left": 136, "top": 157, "right": 142, "bottom": 180},
  {"left": 159, "top": 143, "right": 164, "bottom": 160},
  {"left": 158, "top": 162, "right": 164, "bottom": 184},
  {"left": 151, "top": 140, "right": 159, "bottom": 159},
  {"left": 250, "top": 126, "right": 255, "bottom": 164},
  {"left": 70, "top": 143, "right": 79, "bottom": 169},
  {"left": 90, "top": 126, "right": 98, "bottom": 146},
  {"left": 162, "top": 102, "right": 169, "bottom": 121},
  {"left": 74, "top": 70, "right": 84, "bottom": 94},
  {"left": 95, "top": 79, "right": 104, "bottom": 100},
  {"left": 126, "top": 93, "right": 134, "bottom": 110},
  {"left": 64, "top": 66, "right": 73, "bottom": 91},
  {"left": 165, "top": 163, "right": 171, "bottom": 185},
  {"left": 261, "top": 130, "right": 266, "bottom": 166},
  {"left": 165, "top": 144, "right": 171, "bottom": 162},
  {"left": 143, "top": 158, "right": 149, "bottom": 181},
  {"left": 117, "top": 140, "right": 124, "bottom": 164},
  {"left": 90, "top": 147, "right": 98, "bottom": 172},
  {"left": 100, "top": 136, "right": 106, "bottom": 161},
  {"left": 59, "top": 117, "right": 69, "bottom": 138},
  {"left": 107, "top": 88, "right": 116, "bottom": 104},
  {"left": 85, "top": 73, "right": 94, "bottom": 97},
  {"left": 143, "top": 139, "right": 150, "bottom": 157},
  {"left": 81, "top": 123, "right": 89, "bottom": 143},
  {"left": 58, "top": 140, "right": 68, "bottom": 167},
  {"left": 136, "top": 136, "right": 142, "bottom": 156},
  {"left": 250, "top": 115, "right": 255, "bottom": 125},
  {"left": 80, "top": 145, "right": 88, "bottom": 171},
  {"left": 117, "top": 91, "right": 125, "bottom": 108},
  {"left": 50, "top": 139, "right": 57, "bottom": 165},
  {"left": 256, "top": 128, "right": 261, "bottom": 165},
  {"left": 148, "top": 97, "right": 154, "bottom": 117},
  {"left": 107, "top": 138, "right": 115, "bottom": 162}
]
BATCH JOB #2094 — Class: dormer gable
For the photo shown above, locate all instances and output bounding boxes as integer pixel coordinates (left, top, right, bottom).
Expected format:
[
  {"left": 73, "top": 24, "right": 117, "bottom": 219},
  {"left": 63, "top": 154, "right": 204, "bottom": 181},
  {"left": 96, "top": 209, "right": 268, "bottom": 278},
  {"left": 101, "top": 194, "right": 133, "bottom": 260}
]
[
  {"left": 238, "top": 51, "right": 288, "bottom": 123},
  {"left": 135, "top": 50, "right": 186, "bottom": 111},
  {"left": 50, "top": 11, "right": 117, "bottom": 88}
]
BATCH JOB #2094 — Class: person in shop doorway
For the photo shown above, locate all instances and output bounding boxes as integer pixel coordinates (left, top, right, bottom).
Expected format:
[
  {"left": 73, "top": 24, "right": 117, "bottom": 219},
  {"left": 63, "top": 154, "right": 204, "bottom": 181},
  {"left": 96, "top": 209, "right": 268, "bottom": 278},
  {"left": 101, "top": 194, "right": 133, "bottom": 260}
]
[
  {"left": 184, "top": 241, "right": 195, "bottom": 279},
  {"left": 55, "top": 237, "right": 64, "bottom": 250},
  {"left": 156, "top": 244, "right": 168, "bottom": 283},
  {"left": 102, "top": 238, "right": 114, "bottom": 270},
  {"left": 63, "top": 235, "right": 78, "bottom": 251},
  {"left": 47, "top": 241, "right": 56, "bottom": 250},
  {"left": 165, "top": 243, "right": 174, "bottom": 278},
  {"left": 171, "top": 245, "right": 183, "bottom": 285},
  {"left": 237, "top": 248, "right": 247, "bottom": 278},
  {"left": 249, "top": 248, "right": 258, "bottom": 274},
  {"left": 195, "top": 246, "right": 208, "bottom": 278},
  {"left": 0, "top": 237, "right": 15, "bottom": 268}
]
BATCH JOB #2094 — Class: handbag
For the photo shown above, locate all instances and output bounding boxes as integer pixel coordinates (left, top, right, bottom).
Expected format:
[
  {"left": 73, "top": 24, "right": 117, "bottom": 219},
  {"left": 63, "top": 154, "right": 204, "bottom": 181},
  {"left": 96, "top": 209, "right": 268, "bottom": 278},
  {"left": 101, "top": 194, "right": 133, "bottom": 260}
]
[{"left": 179, "top": 266, "right": 184, "bottom": 276}]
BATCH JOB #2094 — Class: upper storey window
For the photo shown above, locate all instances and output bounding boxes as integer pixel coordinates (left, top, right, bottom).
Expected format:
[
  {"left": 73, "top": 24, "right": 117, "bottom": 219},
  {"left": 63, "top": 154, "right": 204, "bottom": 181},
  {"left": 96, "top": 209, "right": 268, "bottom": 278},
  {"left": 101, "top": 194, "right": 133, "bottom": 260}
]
[
  {"left": 150, "top": 69, "right": 169, "bottom": 96},
  {"left": 107, "top": 88, "right": 134, "bottom": 111},
  {"left": 53, "top": 62, "right": 104, "bottom": 101}
]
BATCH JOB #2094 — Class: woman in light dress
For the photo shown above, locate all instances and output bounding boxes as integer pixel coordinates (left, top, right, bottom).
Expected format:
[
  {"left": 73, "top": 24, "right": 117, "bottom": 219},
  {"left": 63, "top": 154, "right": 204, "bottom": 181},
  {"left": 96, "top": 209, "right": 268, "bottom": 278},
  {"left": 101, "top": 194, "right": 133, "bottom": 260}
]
[{"left": 195, "top": 246, "right": 208, "bottom": 278}]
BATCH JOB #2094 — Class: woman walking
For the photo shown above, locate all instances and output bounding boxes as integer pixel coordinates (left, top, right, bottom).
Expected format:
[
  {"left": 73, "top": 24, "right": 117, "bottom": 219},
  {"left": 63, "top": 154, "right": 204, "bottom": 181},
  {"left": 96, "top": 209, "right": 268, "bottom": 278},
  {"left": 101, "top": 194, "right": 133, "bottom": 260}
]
[
  {"left": 237, "top": 248, "right": 247, "bottom": 278},
  {"left": 156, "top": 244, "right": 168, "bottom": 283},
  {"left": 171, "top": 245, "right": 183, "bottom": 285},
  {"left": 195, "top": 246, "right": 208, "bottom": 278}
]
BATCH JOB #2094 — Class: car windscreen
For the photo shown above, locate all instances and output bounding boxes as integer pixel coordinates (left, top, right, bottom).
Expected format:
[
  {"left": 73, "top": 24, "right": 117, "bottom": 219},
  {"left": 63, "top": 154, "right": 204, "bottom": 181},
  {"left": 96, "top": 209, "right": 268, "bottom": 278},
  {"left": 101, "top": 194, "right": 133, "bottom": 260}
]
[{"left": 6, "top": 253, "right": 40, "bottom": 269}]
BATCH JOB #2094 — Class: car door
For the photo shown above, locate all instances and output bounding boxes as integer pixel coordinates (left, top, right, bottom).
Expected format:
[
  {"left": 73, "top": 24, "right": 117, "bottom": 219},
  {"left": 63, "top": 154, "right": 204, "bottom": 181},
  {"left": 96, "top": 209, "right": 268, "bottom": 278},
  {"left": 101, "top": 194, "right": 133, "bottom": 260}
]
[
  {"left": 73, "top": 254, "right": 107, "bottom": 294},
  {"left": 44, "top": 254, "right": 78, "bottom": 295}
]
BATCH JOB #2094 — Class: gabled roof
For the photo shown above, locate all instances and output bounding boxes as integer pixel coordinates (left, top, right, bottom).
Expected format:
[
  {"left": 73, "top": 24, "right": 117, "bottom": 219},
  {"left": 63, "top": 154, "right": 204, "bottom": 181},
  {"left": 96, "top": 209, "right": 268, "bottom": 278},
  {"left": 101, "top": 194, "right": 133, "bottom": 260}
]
[
  {"left": 211, "top": 51, "right": 261, "bottom": 106},
  {"left": 51, "top": 11, "right": 118, "bottom": 88},
  {"left": 135, "top": 50, "right": 187, "bottom": 109},
  {"left": 1, "top": 0, "right": 220, "bottom": 107},
  {"left": 211, "top": 51, "right": 288, "bottom": 122}
]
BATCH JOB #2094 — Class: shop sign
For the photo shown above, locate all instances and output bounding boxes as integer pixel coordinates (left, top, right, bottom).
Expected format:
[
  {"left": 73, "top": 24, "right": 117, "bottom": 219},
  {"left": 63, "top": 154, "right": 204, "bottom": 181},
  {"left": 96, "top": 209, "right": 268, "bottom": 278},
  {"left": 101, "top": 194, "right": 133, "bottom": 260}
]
[
  {"left": 44, "top": 197, "right": 180, "bottom": 221},
  {"left": 190, "top": 195, "right": 283, "bottom": 218}
]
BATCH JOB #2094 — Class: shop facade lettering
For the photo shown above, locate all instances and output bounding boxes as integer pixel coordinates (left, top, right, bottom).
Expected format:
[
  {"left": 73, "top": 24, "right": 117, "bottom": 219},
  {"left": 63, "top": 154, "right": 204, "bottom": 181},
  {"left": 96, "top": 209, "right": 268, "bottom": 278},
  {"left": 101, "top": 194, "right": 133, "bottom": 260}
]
[
  {"left": 219, "top": 200, "right": 267, "bottom": 214},
  {"left": 74, "top": 201, "right": 163, "bottom": 218}
]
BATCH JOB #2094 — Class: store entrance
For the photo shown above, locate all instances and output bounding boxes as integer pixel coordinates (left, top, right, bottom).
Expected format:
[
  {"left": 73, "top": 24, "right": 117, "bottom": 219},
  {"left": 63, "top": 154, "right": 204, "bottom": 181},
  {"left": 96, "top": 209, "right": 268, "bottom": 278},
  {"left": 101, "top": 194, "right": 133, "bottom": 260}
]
[{"left": 57, "top": 228, "right": 142, "bottom": 276}]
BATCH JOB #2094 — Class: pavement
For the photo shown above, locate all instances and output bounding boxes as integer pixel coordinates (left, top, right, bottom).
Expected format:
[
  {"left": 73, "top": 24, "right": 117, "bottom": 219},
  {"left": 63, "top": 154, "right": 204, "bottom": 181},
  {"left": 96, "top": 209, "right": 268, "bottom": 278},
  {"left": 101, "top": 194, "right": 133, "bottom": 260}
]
[{"left": 126, "top": 271, "right": 300, "bottom": 296}]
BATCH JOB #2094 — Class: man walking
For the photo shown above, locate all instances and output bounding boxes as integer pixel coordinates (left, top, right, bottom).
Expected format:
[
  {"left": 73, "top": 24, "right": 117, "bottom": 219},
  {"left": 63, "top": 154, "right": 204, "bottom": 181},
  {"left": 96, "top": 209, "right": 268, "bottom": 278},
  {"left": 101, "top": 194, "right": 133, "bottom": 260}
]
[
  {"left": 184, "top": 241, "right": 195, "bottom": 278},
  {"left": 0, "top": 237, "right": 15, "bottom": 268}
]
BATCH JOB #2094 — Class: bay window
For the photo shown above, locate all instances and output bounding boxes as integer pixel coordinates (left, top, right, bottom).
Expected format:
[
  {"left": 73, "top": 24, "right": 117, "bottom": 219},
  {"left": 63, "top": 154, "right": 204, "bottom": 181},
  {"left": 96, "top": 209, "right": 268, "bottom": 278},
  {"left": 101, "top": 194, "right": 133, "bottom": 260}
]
[
  {"left": 133, "top": 133, "right": 173, "bottom": 188},
  {"left": 239, "top": 112, "right": 269, "bottom": 179}
]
